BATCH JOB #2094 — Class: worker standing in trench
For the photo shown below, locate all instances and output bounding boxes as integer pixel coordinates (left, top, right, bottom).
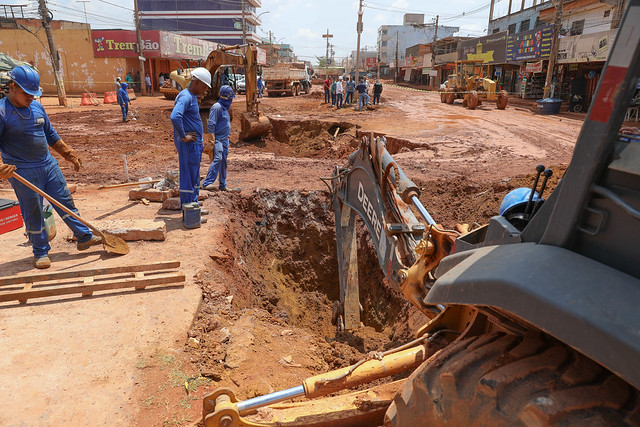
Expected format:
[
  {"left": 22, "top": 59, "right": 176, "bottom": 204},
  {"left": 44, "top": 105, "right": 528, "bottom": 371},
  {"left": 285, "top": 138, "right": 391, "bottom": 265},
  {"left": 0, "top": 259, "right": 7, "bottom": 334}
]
[
  {"left": 170, "top": 67, "right": 212, "bottom": 224},
  {"left": 0, "top": 66, "right": 101, "bottom": 269},
  {"left": 202, "top": 85, "right": 234, "bottom": 192}
]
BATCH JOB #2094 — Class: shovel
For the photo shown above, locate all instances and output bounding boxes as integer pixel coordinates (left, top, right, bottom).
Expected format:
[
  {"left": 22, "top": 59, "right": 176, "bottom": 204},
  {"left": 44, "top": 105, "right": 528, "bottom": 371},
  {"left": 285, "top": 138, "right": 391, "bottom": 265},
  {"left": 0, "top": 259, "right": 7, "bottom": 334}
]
[{"left": 11, "top": 172, "right": 130, "bottom": 255}]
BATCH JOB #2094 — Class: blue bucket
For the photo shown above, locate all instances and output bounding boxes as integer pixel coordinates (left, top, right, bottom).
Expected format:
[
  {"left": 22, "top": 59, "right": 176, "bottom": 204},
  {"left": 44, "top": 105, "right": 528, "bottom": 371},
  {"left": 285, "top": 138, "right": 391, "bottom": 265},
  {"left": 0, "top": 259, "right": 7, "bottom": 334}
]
[
  {"left": 536, "top": 98, "right": 563, "bottom": 115},
  {"left": 182, "top": 202, "right": 201, "bottom": 229}
]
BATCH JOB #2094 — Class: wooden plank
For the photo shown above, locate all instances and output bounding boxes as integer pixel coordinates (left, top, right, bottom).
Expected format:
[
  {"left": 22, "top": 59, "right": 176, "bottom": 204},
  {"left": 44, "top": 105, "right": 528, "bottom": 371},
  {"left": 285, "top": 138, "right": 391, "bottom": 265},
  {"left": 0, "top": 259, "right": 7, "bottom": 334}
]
[
  {"left": 0, "top": 261, "right": 180, "bottom": 287},
  {"left": 18, "top": 283, "right": 32, "bottom": 305},
  {"left": 0, "top": 272, "right": 185, "bottom": 303}
]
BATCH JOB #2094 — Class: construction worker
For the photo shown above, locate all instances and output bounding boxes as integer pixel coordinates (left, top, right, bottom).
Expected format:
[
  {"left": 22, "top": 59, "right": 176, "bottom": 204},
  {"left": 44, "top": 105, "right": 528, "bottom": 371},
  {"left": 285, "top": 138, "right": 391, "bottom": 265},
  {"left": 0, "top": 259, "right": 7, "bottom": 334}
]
[
  {"left": 170, "top": 67, "right": 211, "bottom": 216},
  {"left": 202, "top": 85, "right": 234, "bottom": 192},
  {"left": 356, "top": 79, "right": 368, "bottom": 110},
  {"left": 323, "top": 76, "right": 331, "bottom": 103},
  {"left": 117, "top": 82, "right": 131, "bottom": 122},
  {"left": 373, "top": 80, "right": 383, "bottom": 105},
  {"left": 0, "top": 65, "right": 101, "bottom": 269},
  {"left": 336, "top": 76, "right": 344, "bottom": 109},
  {"left": 345, "top": 76, "right": 355, "bottom": 104},
  {"left": 115, "top": 76, "right": 122, "bottom": 92},
  {"left": 330, "top": 78, "right": 337, "bottom": 106},
  {"left": 257, "top": 76, "right": 264, "bottom": 98}
]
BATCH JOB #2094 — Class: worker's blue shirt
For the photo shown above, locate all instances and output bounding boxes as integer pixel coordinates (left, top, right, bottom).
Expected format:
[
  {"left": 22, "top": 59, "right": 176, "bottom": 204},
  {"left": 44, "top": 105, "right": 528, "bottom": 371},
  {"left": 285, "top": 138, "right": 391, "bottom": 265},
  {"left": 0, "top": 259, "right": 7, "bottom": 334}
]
[
  {"left": 170, "top": 89, "right": 203, "bottom": 144},
  {"left": 208, "top": 102, "right": 230, "bottom": 144},
  {"left": 0, "top": 98, "right": 60, "bottom": 168},
  {"left": 117, "top": 87, "right": 130, "bottom": 105},
  {"left": 346, "top": 81, "right": 355, "bottom": 92}
]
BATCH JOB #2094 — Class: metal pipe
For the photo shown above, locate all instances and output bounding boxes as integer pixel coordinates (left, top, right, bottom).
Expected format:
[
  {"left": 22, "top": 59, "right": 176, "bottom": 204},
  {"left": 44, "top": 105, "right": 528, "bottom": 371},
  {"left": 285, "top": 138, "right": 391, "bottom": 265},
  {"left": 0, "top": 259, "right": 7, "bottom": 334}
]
[
  {"left": 236, "top": 385, "right": 305, "bottom": 413},
  {"left": 412, "top": 195, "right": 436, "bottom": 226}
]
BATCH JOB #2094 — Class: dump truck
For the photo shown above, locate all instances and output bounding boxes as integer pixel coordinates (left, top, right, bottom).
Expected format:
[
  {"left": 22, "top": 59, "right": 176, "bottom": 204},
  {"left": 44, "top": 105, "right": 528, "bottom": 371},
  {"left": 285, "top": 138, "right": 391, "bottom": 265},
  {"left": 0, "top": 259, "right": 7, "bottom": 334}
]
[
  {"left": 203, "top": 2, "right": 640, "bottom": 425},
  {"left": 262, "top": 62, "right": 311, "bottom": 96},
  {"left": 441, "top": 59, "right": 508, "bottom": 110}
]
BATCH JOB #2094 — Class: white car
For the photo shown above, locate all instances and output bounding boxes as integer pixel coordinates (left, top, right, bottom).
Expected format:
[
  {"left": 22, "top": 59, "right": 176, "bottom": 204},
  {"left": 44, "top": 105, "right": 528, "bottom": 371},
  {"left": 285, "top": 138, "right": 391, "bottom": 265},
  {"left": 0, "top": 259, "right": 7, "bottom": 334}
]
[{"left": 237, "top": 76, "right": 246, "bottom": 94}]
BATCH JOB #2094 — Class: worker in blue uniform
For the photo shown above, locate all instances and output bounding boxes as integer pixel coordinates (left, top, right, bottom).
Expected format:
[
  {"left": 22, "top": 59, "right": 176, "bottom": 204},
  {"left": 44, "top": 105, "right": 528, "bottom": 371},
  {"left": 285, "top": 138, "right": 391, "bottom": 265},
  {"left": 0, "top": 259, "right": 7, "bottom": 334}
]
[
  {"left": 0, "top": 65, "right": 101, "bottom": 269},
  {"left": 117, "top": 82, "right": 131, "bottom": 122},
  {"left": 169, "top": 67, "right": 212, "bottom": 220},
  {"left": 202, "top": 85, "right": 234, "bottom": 191}
]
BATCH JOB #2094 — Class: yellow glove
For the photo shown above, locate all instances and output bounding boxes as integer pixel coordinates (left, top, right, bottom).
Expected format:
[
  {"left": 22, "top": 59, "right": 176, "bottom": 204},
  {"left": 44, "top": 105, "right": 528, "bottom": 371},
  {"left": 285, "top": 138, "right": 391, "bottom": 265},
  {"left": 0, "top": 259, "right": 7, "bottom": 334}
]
[
  {"left": 0, "top": 163, "right": 17, "bottom": 179},
  {"left": 51, "top": 139, "right": 82, "bottom": 171}
]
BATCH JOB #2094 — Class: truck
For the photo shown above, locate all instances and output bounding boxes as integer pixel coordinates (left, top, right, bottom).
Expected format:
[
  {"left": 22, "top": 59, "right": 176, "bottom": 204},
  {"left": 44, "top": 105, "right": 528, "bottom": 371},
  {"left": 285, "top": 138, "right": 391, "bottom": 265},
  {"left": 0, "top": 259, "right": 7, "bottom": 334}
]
[
  {"left": 202, "top": 2, "right": 640, "bottom": 425},
  {"left": 262, "top": 62, "right": 311, "bottom": 96}
]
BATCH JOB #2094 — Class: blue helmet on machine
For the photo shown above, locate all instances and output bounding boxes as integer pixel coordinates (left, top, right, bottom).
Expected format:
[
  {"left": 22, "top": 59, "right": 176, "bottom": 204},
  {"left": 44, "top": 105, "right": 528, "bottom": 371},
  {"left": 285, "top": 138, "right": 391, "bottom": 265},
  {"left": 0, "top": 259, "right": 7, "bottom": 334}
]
[
  {"left": 8, "top": 65, "right": 42, "bottom": 97},
  {"left": 499, "top": 187, "right": 539, "bottom": 216}
]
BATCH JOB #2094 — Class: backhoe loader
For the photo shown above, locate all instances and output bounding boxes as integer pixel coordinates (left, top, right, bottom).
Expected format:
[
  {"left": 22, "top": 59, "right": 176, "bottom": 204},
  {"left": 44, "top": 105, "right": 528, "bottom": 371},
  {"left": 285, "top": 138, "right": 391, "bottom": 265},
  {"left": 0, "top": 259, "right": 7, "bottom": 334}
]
[{"left": 203, "top": 2, "right": 640, "bottom": 425}]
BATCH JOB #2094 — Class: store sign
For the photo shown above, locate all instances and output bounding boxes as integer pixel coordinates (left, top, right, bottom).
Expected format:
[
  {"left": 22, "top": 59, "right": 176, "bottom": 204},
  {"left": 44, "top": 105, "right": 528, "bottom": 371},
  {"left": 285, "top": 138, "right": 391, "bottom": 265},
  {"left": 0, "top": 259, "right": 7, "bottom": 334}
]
[
  {"left": 557, "top": 30, "right": 615, "bottom": 64},
  {"left": 422, "top": 54, "right": 432, "bottom": 68},
  {"left": 257, "top": 47, "right": 267, "bottom": 65},
  {"left": 525, "top": 60, "right": 543, "bottom": 73},
  {"left": 458, "top": 31, "right": 507, "bottom": 64},
  {"left": 92, "top": 30, "right": 161, "bottom": 58},
  {"left": 506, "top": 25, "right": 553, "bottom": 61},
  {"left": 159, "top": 31, "right": 218, "bottom": 60},
  {"left": 365, "top": 57, "right": 377, "bottom": 67}
]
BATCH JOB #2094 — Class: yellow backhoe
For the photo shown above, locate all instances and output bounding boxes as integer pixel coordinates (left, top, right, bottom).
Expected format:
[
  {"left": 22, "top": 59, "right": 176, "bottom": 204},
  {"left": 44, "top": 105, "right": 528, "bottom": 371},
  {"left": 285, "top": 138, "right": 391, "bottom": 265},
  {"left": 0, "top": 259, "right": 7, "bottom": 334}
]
[{"left": 440, "top": 59, "right": 508, "bottom": 110}]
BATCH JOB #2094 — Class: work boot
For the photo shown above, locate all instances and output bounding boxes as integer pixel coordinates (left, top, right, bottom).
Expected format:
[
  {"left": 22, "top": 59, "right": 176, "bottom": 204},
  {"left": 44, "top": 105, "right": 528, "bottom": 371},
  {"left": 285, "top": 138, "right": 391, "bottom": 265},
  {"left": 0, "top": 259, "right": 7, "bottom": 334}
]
[
  {"left": 77, "top": 235, "right": 103, "bottom": 251},
  {"left": 34, "top": 256, "right": 51, "bottom": 269},
  {"left": 203, "top": 183, "right": 217, "bottom": 191}
]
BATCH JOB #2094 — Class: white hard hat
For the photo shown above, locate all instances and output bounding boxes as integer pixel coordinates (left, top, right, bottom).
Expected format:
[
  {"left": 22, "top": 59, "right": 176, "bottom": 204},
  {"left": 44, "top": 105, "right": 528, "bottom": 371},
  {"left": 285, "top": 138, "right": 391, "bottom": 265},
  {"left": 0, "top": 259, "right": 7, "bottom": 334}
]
[{"left": 191, "top": 67, "right": 212, "bottom": 88}]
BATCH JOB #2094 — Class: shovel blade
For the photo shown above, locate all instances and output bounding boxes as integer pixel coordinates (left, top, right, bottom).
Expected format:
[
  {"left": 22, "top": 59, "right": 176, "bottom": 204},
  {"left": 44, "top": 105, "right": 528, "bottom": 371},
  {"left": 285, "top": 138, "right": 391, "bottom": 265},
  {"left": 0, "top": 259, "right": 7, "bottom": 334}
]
[{"left": 102, "top": 233, "right": 130, "bottom": 255}]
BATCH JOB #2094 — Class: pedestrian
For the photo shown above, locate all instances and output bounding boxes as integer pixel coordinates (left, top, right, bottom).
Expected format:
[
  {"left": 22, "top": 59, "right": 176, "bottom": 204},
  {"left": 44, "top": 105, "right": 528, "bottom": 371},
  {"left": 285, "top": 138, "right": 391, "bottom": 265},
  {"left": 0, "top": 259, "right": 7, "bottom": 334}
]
[
  {"left": 0, "top": 65, "right": 101, "bottom": 269},
  {"left": 257, "top": 76, "right": 264, "bottom": 98},
  {"left": 336, "top": 76, "right": 344, "bottom": 109},
  {"left": 158, "top": 73, "right": 165, "bottom": 88},
  {"left": 330, "top": 78, "right": 337, "bottom": 106},
  {"left": 144, "top": 73, "right": 153, "bottom": 95},
  {"left": 356, "top": 79, "right": 368, "bottom": 110},
  {"left": 202, "top": 85, "right": 235, "bottom": 192},
  {"left": 373, "top": 79, "right": 383, "bottom": 105},
  {"left": 345, "top": 76, "right": 355, "bottom": 104},
  {"left": 170, "top": 67, "right": 212, "bottom": 223},
  {"left": 125, "top": 72, "right": 134, "bottom": 88},
  {"left": 115, "top": 76, "right": 122, "bottom": 92},
  {"left": 569, "top": 73, "right": 587, "bottom": 112},
  {"left": 323, "top": 76, "right": 331, "bottom": 104},
  {"left": 117, "top": 82, "right": 131, "bottom": 122}
]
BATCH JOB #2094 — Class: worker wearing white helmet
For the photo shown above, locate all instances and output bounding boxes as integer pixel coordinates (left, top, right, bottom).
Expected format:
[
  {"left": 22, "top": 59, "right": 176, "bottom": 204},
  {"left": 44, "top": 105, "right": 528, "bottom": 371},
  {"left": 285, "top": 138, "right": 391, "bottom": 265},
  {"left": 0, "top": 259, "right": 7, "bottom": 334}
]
[{"left": 169, "top": 67, "right": 211, "bottom": 224}]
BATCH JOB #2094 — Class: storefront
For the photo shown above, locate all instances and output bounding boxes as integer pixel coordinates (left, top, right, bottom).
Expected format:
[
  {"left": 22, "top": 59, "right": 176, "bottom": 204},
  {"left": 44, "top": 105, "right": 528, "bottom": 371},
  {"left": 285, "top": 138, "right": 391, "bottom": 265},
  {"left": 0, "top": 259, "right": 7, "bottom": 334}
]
[
  {"left": 505, "top": 25, "right": 553, "bottom": 99},
  {"left": 458, "top": 31, "right": 509, "bottom": 90}
]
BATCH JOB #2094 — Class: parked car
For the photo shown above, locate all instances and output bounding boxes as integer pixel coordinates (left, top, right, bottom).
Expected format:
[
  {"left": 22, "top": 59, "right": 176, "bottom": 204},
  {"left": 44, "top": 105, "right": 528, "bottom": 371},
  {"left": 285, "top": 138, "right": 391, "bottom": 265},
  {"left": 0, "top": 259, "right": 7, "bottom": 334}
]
[{"left": 237, "top": 76, "right": 246, "bottom": 94}]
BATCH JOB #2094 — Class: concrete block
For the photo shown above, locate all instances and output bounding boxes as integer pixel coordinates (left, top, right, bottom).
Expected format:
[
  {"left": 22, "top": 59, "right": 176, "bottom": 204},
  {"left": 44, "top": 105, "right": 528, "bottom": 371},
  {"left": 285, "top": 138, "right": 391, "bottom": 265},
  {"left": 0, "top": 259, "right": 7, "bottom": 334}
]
[
  {"left": 96, "top": 219, "right": 167, "bottom": 241},
  {"left": 129, "top": 188, "right": 173, "bottom": 202}
]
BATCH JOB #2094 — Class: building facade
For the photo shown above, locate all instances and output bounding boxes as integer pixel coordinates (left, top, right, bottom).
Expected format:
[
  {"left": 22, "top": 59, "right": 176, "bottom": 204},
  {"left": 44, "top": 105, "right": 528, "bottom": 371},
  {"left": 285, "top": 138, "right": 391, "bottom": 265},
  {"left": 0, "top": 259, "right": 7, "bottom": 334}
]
[{"left": 137, "top": 0, "right": 262, "bottom": 45}]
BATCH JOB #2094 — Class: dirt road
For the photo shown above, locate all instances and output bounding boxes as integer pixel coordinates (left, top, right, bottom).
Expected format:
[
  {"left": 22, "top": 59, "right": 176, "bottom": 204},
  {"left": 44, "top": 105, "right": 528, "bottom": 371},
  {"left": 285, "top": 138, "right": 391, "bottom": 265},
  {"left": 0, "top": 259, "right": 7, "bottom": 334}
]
[{"left": 0, "top": 85, "right": 582, "bottom": 425}]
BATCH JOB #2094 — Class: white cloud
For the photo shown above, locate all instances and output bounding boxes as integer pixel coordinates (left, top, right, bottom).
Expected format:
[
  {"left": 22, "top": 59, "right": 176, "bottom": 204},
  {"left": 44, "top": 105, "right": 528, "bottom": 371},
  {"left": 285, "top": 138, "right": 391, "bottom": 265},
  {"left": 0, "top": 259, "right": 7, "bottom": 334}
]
[{"left": 296, "top": 28, "right": 319, "bottom": 39}]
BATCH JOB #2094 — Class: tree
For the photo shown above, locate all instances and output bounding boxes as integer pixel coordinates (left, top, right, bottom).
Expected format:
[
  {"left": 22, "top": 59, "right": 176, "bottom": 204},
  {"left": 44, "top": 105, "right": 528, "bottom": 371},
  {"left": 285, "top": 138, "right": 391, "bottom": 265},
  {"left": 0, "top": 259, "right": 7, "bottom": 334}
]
[{"left": 316, "top": 56, "right": 327, "bottom": 68}]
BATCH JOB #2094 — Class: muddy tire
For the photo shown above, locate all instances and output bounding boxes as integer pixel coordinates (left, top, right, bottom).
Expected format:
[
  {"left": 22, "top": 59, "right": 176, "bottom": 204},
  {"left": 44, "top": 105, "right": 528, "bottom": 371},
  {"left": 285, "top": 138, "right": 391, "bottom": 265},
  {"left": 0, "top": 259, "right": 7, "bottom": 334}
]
[
  {"left": 384, "top": 332, "right": 640, "bottom": 427},
  {"left": 445, "top": 90, "right": 455, "bottom": 104},
  {"left": 440, "top": 92, "right": 446, "bottom": 103},
  {"left": 467, "top": 91, "right": 479, "bottom": 109},
  {"left": 496, "top": 89, "right": 508, "bottom": 110}
]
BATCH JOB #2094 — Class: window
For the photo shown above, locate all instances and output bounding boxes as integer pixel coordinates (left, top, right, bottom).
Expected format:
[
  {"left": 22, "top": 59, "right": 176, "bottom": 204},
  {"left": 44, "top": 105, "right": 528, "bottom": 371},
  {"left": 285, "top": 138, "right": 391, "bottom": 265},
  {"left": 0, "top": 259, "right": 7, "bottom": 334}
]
[
  {"left": 520, "top": 19, "right": 530, "bottom": 32},
  {"left": 492, "top": 28, "right": 500, "bottom": 33},
  {"left": 570, "top": 19, "right": 585, "bottom": 35},
  {"left": 381, "top": 41, "right": 387, "bottom": 47},
  {"left": 535, "top": 17, "right": 544, "bottom": 28},
  {"left": 381, "top": 29, "right": 388, "bottom": 35},
  {"left": 604, "top": 9, "right": 611, "bottom": 17},
  {"left": 508, "top": 23, "right": 517, "bottom": 34}
]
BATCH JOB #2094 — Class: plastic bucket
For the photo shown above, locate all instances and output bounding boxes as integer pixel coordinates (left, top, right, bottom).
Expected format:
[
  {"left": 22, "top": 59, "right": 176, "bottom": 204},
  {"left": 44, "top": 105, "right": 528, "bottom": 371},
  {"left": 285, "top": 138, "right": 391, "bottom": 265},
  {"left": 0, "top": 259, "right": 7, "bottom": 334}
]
[
  {"left": 43, "top": 205, "right": 56, "bottom": 241},
  {"left": 536, "top": 98, "right": 563, "bottom": 115},
  {"left": 181, "top": 202, "right": 201, "bottom": 229}
]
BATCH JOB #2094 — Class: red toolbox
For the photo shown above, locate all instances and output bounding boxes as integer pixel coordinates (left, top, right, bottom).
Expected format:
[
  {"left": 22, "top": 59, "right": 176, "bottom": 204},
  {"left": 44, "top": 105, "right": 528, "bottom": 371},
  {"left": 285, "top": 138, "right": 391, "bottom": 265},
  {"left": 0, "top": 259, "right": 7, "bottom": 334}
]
[{"left": 0, "top": 198, "right": 23, "bottom": 235}]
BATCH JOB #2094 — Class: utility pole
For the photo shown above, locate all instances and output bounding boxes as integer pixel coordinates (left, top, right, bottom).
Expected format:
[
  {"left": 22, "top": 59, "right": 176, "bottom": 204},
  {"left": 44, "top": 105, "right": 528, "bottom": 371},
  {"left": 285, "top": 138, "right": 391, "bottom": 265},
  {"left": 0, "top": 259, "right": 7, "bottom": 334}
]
[
  {"left": 76, "top": 0, "right": 91, "bottom": 40},
  {"left": 241, "top": 0, "right": 246, "bottom": 44},
  {"left": 322, "top": 29, "right": 333, "bottom": 78},
  {"left": 544, "top": 0, "right": 563, "bottom": 98},
  {"left": 134, "top": 0, "right": 147, "bottom": 95},
  {"left": 355, "top": 0, "right": 363, "bottom": 81},
  {"left": 395, "top": 32, "right": 399, "bottom": 83},
  {"left": 431, "top": 15, "right": 439, "bottom": 86},
  {"left": 269, "top": 31, "right": 273, "bottom": 65},
  {"left": 38, "top": 0, "right": 67, "bottom": 106}
]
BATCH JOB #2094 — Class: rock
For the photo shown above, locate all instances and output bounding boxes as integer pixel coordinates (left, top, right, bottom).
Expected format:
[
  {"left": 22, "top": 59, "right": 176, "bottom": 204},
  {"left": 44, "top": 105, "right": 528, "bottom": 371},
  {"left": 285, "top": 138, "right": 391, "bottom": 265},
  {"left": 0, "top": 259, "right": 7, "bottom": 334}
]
[
  {"left": 280, "top": 329, "right": 293, "bottom": 336},
  {"left": 129, "top": 188, "right": 173, "bottom": 202},
  {"left": 223, "top": 315, "right": 255, "bottom": 369},
  {"left": 162, "top": 197, "right": 181, "bottom": 210},
  {"left": 95, "top": 219, "right": 167, "bottom": 241}
]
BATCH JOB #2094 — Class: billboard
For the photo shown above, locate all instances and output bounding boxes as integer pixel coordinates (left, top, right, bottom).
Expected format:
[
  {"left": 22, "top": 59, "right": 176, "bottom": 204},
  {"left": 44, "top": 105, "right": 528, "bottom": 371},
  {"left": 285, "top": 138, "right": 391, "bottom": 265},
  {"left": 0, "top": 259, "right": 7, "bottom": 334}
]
[
  {"left": 506, "top": 25, "right": 553, "bottom": 61},
  {"left": 458, "top": 31, "right": 507, "bottom": 64},
  {"left": 365, "top": 57, "right": 377, "bottom": 67},
  {"left": 557, "top": 29, "right": 615, "bottom": 64}
]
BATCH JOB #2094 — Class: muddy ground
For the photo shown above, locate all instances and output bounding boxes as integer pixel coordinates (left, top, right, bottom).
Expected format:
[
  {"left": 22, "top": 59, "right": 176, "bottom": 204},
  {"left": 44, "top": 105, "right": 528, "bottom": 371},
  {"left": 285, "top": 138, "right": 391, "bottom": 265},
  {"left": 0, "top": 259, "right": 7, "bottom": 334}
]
[{"left": 0, "top": 84, "right": 583, "bottom": 426}]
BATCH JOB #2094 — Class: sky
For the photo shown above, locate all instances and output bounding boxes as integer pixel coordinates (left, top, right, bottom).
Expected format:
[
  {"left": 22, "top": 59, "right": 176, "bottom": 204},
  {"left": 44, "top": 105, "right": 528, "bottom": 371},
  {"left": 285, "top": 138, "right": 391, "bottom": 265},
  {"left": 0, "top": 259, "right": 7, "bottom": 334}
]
[{"left": 4, "top": 0, "right": 499, "bottom": 63}]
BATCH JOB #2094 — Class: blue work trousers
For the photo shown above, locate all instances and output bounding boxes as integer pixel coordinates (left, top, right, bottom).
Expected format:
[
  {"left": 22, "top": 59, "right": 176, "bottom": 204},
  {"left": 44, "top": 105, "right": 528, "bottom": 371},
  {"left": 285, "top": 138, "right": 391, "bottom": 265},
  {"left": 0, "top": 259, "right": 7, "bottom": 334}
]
[
  {"left": 331, "top": 92, "right": 336, "bottom": 105},
  {"left": 324, "top": 89, "right": 330, "bottom": 103},
  {"left": 336, "top": 93, "right": 343, "bottom": 109},
  {"left": 119, "top": 103, "right": 128, "bottom": 121},
  {"left": 175, "top": 140, "right": 202, "bottom": 205},
  {"left": 345, "top": 91, "right": 354, "bottom": 104},
  {"left": 203, "top": 140, "right": 228, "bottom": 189},
  {"left": 8, "top": 162, "right": 93, "bottom": 257},
  {"left": 373, "top": 94, "right": 381, "bottom": 105},
  {"left": 358, "top": 93, "right": 369, "bottom": 109}
]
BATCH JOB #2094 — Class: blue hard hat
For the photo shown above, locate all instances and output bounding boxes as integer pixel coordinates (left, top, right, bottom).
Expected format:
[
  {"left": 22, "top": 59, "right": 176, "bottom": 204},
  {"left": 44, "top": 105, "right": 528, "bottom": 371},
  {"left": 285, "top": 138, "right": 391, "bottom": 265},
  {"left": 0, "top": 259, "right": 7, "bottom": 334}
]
[
  {"left": 121, "top": 82, "right": 128, "bottom": 89},
  {"left": 8, "top": 65, "right": 42, "bottom": 97},
  {"left": 499, "top": 188, "right": 539, "bottom": 216},
  {"left": 219, "top": 84, "right": 235, "bottom": 99}
]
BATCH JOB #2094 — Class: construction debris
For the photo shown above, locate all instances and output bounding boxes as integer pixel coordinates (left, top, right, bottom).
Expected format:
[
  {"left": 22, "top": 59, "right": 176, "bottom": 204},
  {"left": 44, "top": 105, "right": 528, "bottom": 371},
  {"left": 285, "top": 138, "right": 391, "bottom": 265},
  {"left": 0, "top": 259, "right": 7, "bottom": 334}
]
[{"left": 129, "top": 188, "right": 174, "bottom": 202}]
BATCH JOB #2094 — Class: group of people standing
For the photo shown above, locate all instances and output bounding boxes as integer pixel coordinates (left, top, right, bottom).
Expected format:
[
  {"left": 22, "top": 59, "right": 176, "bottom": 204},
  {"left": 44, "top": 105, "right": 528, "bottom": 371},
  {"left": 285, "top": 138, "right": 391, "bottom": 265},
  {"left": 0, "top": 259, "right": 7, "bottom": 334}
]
[{"left": 323, "top": 76, "right": 383, "bottom": 110}]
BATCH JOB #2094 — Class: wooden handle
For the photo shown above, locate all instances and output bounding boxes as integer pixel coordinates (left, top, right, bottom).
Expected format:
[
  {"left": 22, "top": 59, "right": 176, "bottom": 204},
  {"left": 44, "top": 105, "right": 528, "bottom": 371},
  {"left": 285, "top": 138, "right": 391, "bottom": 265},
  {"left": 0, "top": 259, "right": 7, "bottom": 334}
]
[
  {"left": 98, "top": 179, "right": 161, "bottom": 190},
  {"left": 11, "top": 172, "right": 103, "bottom": 236}
]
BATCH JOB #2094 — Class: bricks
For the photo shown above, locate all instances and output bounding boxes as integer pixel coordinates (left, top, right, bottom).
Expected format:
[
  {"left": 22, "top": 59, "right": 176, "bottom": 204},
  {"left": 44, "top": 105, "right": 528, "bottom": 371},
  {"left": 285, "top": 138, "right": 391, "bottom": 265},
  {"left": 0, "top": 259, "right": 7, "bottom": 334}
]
[
  {"left": 96, "top": 219, "right": 167, "bottom": 241},
  {"left": 129, "top": 188, "right": 173, "bottom": 202}
]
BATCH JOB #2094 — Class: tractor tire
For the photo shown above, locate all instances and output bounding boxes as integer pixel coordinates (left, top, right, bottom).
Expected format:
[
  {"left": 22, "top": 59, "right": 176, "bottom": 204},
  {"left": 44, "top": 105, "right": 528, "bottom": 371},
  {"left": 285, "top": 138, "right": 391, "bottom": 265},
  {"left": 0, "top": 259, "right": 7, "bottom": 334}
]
[
  {"left": 440, "top": 92, "right": 446, "bottom": 103},
  {"left": 384, "top": 332, "right": 640, "bottom": 427},
  {"left": 445, "top": 90, "right": 455, "bottom": 104},
  {"left": 467, "top": 91, "right": 479, "bottom": 109},
  {"left": 304, "top": 84, "right": 310, "bottom": 94},
  {"left": 496, "top": 89, "right": 509, "bottom": 110}
]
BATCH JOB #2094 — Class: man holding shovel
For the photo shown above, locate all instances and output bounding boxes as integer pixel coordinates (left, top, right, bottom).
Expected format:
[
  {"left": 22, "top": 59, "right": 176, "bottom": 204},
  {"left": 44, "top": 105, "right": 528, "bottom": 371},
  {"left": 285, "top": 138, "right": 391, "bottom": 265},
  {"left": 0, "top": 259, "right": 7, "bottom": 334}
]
[{"left": 0, "top": 65, "right": 101, "bottom": 269}]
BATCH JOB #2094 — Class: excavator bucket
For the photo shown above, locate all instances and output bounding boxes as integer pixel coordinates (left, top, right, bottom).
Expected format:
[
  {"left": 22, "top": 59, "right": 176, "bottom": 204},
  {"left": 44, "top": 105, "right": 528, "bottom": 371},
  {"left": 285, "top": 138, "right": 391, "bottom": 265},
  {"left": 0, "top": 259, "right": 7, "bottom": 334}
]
[{"left": 240, "top": 111, "right": 271, "bottom": 140}]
